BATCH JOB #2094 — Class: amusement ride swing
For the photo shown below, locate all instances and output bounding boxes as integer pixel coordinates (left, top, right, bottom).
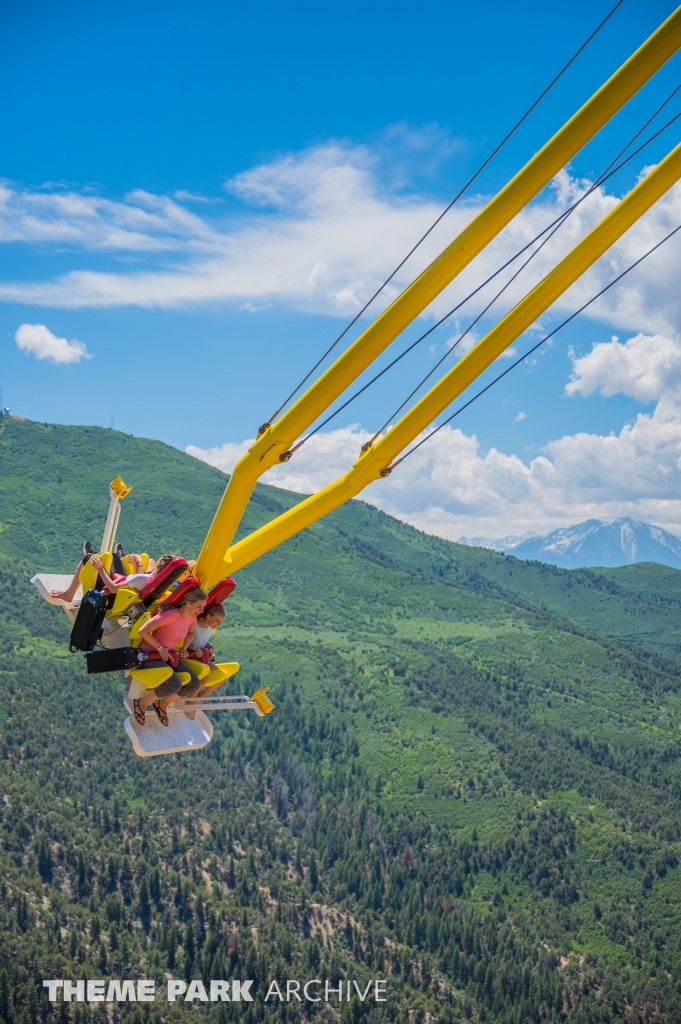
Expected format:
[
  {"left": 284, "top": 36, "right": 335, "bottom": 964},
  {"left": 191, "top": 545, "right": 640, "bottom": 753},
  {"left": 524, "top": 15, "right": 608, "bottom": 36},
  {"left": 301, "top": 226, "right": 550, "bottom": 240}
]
[{"left": 32, "top": 4, "right": 681, "bottom": 757}]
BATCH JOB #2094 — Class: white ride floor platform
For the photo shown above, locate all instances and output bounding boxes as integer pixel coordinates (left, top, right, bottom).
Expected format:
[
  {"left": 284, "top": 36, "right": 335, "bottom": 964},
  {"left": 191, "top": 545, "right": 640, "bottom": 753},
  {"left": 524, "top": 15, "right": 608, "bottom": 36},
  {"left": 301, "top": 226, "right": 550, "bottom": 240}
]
[
  {"left": 123, "top": 704, "right": 213, "bottom": 757},
  {"left": 31, "top": 574, "right": 82, "bottom": 623},
  {"left": 122, "top": 678, "right": 265, "bottom": 757},
  {"left": 31, "top": 573, "right": 82, "bottom": 605}
]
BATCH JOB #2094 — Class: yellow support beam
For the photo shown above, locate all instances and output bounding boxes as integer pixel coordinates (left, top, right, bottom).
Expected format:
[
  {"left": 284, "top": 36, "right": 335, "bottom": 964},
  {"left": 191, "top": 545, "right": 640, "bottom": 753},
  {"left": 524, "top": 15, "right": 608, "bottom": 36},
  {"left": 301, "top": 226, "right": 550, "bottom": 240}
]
[
  {"left": 196, "top": 6, "right": 681, "bottom": 589},
  {"left": 223, "top": 140, "right": 681, "bottom": 574}
]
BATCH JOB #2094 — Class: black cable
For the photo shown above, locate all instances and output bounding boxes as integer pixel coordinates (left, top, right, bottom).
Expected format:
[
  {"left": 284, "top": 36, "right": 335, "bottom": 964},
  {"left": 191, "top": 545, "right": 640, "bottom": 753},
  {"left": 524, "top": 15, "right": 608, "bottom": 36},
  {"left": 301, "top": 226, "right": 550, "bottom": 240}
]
[
  {"left": 258, "top": 0, "right": 626, "bottom": 433},
  {"left": 284, "top": 94, "right": 681, "bottom": 457},
  {"left": 384, "top": 223, "right": 681, "bottom": 473},
  {"left": 367, "top": 106, "right": 681, "bottom": 445}
]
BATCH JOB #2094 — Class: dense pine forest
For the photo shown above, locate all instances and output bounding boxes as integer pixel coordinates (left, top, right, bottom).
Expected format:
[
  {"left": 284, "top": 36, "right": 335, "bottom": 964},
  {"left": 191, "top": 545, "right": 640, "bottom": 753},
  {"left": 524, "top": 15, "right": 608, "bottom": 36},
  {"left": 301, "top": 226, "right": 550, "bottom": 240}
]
[{"left": 2, "top": 417, "right": 681, "bottom": 1024}]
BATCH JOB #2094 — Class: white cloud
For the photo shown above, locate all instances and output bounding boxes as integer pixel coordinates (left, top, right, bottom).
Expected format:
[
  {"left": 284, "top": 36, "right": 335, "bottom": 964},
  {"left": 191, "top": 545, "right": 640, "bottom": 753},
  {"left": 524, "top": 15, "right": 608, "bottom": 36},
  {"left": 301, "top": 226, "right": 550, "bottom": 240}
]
[
  {"left": 0, "top": 184, "right": 214, "bottom": 253},
  {"left": 173, "top": 190, "right": 222, "bottom": 204},
  {"left": 188, "top": 329, "right": 681, "bottom": 542},
  {"left": 566, "top": 332, "right": 681, "bottom": 402},
  {"left": 0, "top": 139, "right": 679, "bottom": 338},
  {"left": 187, "top": 438, "right": 252, "bottom": 474},
  {"left": 515, "top": 411, "right": 526, "bottom": 421},
  {"left": 14, "top": 323, "right": 91, "bottom": 364},
  {"left": 0, "top": 139, "right": 449, "bottom": 311}
]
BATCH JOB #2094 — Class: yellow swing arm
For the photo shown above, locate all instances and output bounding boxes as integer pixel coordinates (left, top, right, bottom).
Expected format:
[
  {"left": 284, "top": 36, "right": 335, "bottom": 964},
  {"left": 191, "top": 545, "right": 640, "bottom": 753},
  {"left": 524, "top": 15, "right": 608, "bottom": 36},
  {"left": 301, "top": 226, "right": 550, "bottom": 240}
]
[
  {"left": 196, "top": 6, "right": 681, "bottom": 590},
  {"left": 221, "top": 139, "right": 681, "bottom": 574}
]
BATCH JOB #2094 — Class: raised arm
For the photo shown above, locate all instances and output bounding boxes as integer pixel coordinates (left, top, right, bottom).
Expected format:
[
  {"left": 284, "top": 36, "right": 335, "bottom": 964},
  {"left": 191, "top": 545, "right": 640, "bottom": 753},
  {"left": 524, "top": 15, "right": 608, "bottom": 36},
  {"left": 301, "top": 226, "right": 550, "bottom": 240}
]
[{"left": 89, "top": 555, "right": 123, "bottom": 593}]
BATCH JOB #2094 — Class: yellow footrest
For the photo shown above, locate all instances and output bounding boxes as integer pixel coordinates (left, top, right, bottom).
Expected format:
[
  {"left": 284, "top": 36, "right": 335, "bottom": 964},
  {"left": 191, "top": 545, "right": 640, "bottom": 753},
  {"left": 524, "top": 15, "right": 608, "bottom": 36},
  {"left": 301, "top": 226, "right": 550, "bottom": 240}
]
[
  {"left": 216, "top": 661, "right": 240, "bottom": 680},
  {"left": 251, "top": 687, "right": 275, "bottom": 715},
  {"left": 183, "top": 658, "right": 211, "bottom": 680},
  {"left": 201, "top": 667, "right": 226, "bottom": 688},
  {"left": 129, "top": 666, "right": 173, "bottom": 689},
  {"left": 200, "top": 661, "right": 240, "bottom": 690}
]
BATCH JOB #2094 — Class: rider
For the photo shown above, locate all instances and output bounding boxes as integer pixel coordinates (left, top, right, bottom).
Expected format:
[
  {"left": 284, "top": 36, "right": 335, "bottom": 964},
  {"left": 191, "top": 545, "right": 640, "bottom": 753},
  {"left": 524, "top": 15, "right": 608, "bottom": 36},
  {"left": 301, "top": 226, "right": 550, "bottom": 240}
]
[
  {"left": 187, "top": 603, "right": 228, "bottom": 698},
  {"left": 49, "top": 551, "right": 174, "bottom": 602},
  {"left": 49, "top": 541, "right": 99, "bottom": 602},
  {"left": 89, "top": 553, "right": 174, "bottom": 593},
  {"left": 133, "top": 588, "right": 207, "bottom": 727}
]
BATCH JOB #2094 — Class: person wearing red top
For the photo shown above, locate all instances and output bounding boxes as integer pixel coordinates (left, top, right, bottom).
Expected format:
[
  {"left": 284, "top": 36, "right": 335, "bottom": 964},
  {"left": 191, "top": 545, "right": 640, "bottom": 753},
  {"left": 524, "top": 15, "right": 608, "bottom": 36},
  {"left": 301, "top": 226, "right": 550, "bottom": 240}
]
[{"left": 133, "top": 589, "right": 206, "bottom": 727}]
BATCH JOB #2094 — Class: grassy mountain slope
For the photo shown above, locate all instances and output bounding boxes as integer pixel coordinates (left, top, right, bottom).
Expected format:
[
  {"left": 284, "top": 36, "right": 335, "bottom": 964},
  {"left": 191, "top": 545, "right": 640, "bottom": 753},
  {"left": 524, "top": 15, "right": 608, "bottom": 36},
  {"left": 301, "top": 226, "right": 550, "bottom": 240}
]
[
  {"left": 2, "top": 416, "right": 681, "bottom": 1024},
  {"left": 446, "top": 545, "right": 681, "bottom": 662}
]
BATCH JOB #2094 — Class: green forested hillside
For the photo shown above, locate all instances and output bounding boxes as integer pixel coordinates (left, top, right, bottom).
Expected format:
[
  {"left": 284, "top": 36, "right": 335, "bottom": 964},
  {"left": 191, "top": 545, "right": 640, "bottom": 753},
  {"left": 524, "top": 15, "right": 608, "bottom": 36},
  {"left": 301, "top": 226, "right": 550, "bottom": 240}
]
[{"left": 2, "top": 416, "right": 681, "bottom": 1024}]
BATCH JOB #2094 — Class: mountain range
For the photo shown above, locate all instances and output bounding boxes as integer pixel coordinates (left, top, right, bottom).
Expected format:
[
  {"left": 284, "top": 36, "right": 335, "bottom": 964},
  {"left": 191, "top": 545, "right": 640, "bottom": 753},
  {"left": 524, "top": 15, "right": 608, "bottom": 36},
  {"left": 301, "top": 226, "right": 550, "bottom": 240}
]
[{"left": 459, "top": 516, "right": 681, "bottom": 569}]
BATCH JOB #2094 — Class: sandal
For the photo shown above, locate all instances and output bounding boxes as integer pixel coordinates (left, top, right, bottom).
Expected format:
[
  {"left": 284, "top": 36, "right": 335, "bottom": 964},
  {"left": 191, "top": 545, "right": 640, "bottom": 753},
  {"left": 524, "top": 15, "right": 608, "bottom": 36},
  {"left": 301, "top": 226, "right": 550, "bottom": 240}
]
[
  {"left": 152, "top": 702, "right": 169, "bottom": 727},
  {"left": 133, "top": 699, "right": 146, "bottom": 726}
]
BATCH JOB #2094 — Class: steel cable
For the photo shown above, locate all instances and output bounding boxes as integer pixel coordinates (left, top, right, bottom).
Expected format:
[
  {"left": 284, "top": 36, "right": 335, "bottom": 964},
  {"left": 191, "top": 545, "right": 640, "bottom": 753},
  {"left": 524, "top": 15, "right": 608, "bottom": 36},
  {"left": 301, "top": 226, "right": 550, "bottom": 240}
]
[
  {"left": 364, "top": 107, "right": 681, "bottom": 448},
  {"left": 383, "top": 223, "right": 681, "bottom": 473},
  {"left": 283, "top": 90, "right": 681, "bottom": 459},
  {"left": 259, "top": 0, "right": 626, "bottom": 433}
]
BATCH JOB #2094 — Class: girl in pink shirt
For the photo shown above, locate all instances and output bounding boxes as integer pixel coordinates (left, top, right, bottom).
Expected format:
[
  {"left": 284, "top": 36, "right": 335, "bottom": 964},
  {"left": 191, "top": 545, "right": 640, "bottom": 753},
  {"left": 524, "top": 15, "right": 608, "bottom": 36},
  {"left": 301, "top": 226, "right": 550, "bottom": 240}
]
[
  {"left": 133, "top": 589, "right": 206, "bottom": 727},
  {"left": 140, "top": 607, "right": 196, "bottom": 654}
]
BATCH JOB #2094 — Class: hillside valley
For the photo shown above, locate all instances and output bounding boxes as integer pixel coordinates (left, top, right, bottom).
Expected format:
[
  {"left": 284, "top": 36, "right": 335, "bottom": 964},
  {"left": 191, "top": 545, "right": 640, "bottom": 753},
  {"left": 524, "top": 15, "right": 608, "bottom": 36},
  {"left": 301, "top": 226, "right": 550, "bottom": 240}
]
[{"left": 2, "top": 417, "right": 681, "bottom": 1023}]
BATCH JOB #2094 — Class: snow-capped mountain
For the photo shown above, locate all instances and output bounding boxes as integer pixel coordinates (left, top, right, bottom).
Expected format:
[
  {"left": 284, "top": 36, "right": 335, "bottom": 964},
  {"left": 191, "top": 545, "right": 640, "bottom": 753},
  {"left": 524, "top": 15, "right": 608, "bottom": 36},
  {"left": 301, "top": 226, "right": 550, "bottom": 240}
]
[{"left": 458, "top": 518, "right": 681, "bottom": 569}]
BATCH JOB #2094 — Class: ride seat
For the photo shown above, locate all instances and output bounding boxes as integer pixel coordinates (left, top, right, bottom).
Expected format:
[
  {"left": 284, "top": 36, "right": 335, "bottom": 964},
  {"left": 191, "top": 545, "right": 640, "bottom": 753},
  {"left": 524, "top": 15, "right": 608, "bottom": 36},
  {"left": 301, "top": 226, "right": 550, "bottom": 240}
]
[
  {"left": 122, "top": 553, "right": 150, "bottom": 574},
  {"left": 79, "top": 551, "right": 113, "bottom": 593},
  {"left": 129, "top": 611, "right": 151, "bottom": 647},
  {"left": 201, "top": 660, "right": 240, "bottom": 689},
  {"left": 129, "top": 665, "right": 174, "bottom": 689},
  {"left": 205, "top": 577, "right": 236, "bottom": 608},
  {"left": 182, "top": 658, "right": 211, "bottom": 680},
  {"left": 160, "top": 576, "right": 201, "bottom": 608},
  {"left": 109, "top": 587, "right": 143, "bottom": 617},
  {"left": 138, "top": 558, "right": 188, "bottom": 608}
]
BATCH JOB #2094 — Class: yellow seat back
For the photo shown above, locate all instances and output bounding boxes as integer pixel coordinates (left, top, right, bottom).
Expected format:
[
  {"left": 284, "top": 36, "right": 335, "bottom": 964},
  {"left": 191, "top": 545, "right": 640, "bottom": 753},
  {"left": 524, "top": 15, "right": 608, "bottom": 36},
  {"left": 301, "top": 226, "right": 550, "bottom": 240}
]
[
  {"left": 129, "top": 611, "right": 151, "bottom": 647},
  {"left": 80, "top": 552, "right": 113, "bottom": 593},
  {"left": 121, "top": 553, "right": 150, "bottom": 574},
  {"left": 108, "top": 588, "right": 141, "bottom": 617}
]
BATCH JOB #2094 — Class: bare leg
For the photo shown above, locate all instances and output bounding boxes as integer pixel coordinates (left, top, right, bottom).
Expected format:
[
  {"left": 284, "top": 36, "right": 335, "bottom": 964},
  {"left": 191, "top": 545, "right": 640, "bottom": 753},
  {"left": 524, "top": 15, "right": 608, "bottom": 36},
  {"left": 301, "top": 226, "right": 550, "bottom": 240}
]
[
  {"left": 138, "top": 688, "right": 157, "bottom": 711},
  {"left": 172, "top": 660, "right": 202, "bottom": 719},
  {"left": 158, "top": 690, "right": 182, "bottom": 711},
  {"left": 49, "top": 560, "right": 83, "bottom": 601},
  {"left": 193, "top": 662, "right": 227, "bottom": 700},
  {"left": 195, "top": 681, "right": 224, "bottom": 700},
  {"left": 136, "top": 673, "right": 182, "bottom": 711}
]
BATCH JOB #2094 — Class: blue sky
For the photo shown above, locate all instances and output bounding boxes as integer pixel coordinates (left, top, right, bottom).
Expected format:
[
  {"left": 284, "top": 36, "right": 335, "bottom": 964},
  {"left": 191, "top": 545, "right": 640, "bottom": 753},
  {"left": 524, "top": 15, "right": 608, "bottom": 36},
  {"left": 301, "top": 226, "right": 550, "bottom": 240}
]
[{"left": 2, "top": 0, "right": 681, "bottom": 541}]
